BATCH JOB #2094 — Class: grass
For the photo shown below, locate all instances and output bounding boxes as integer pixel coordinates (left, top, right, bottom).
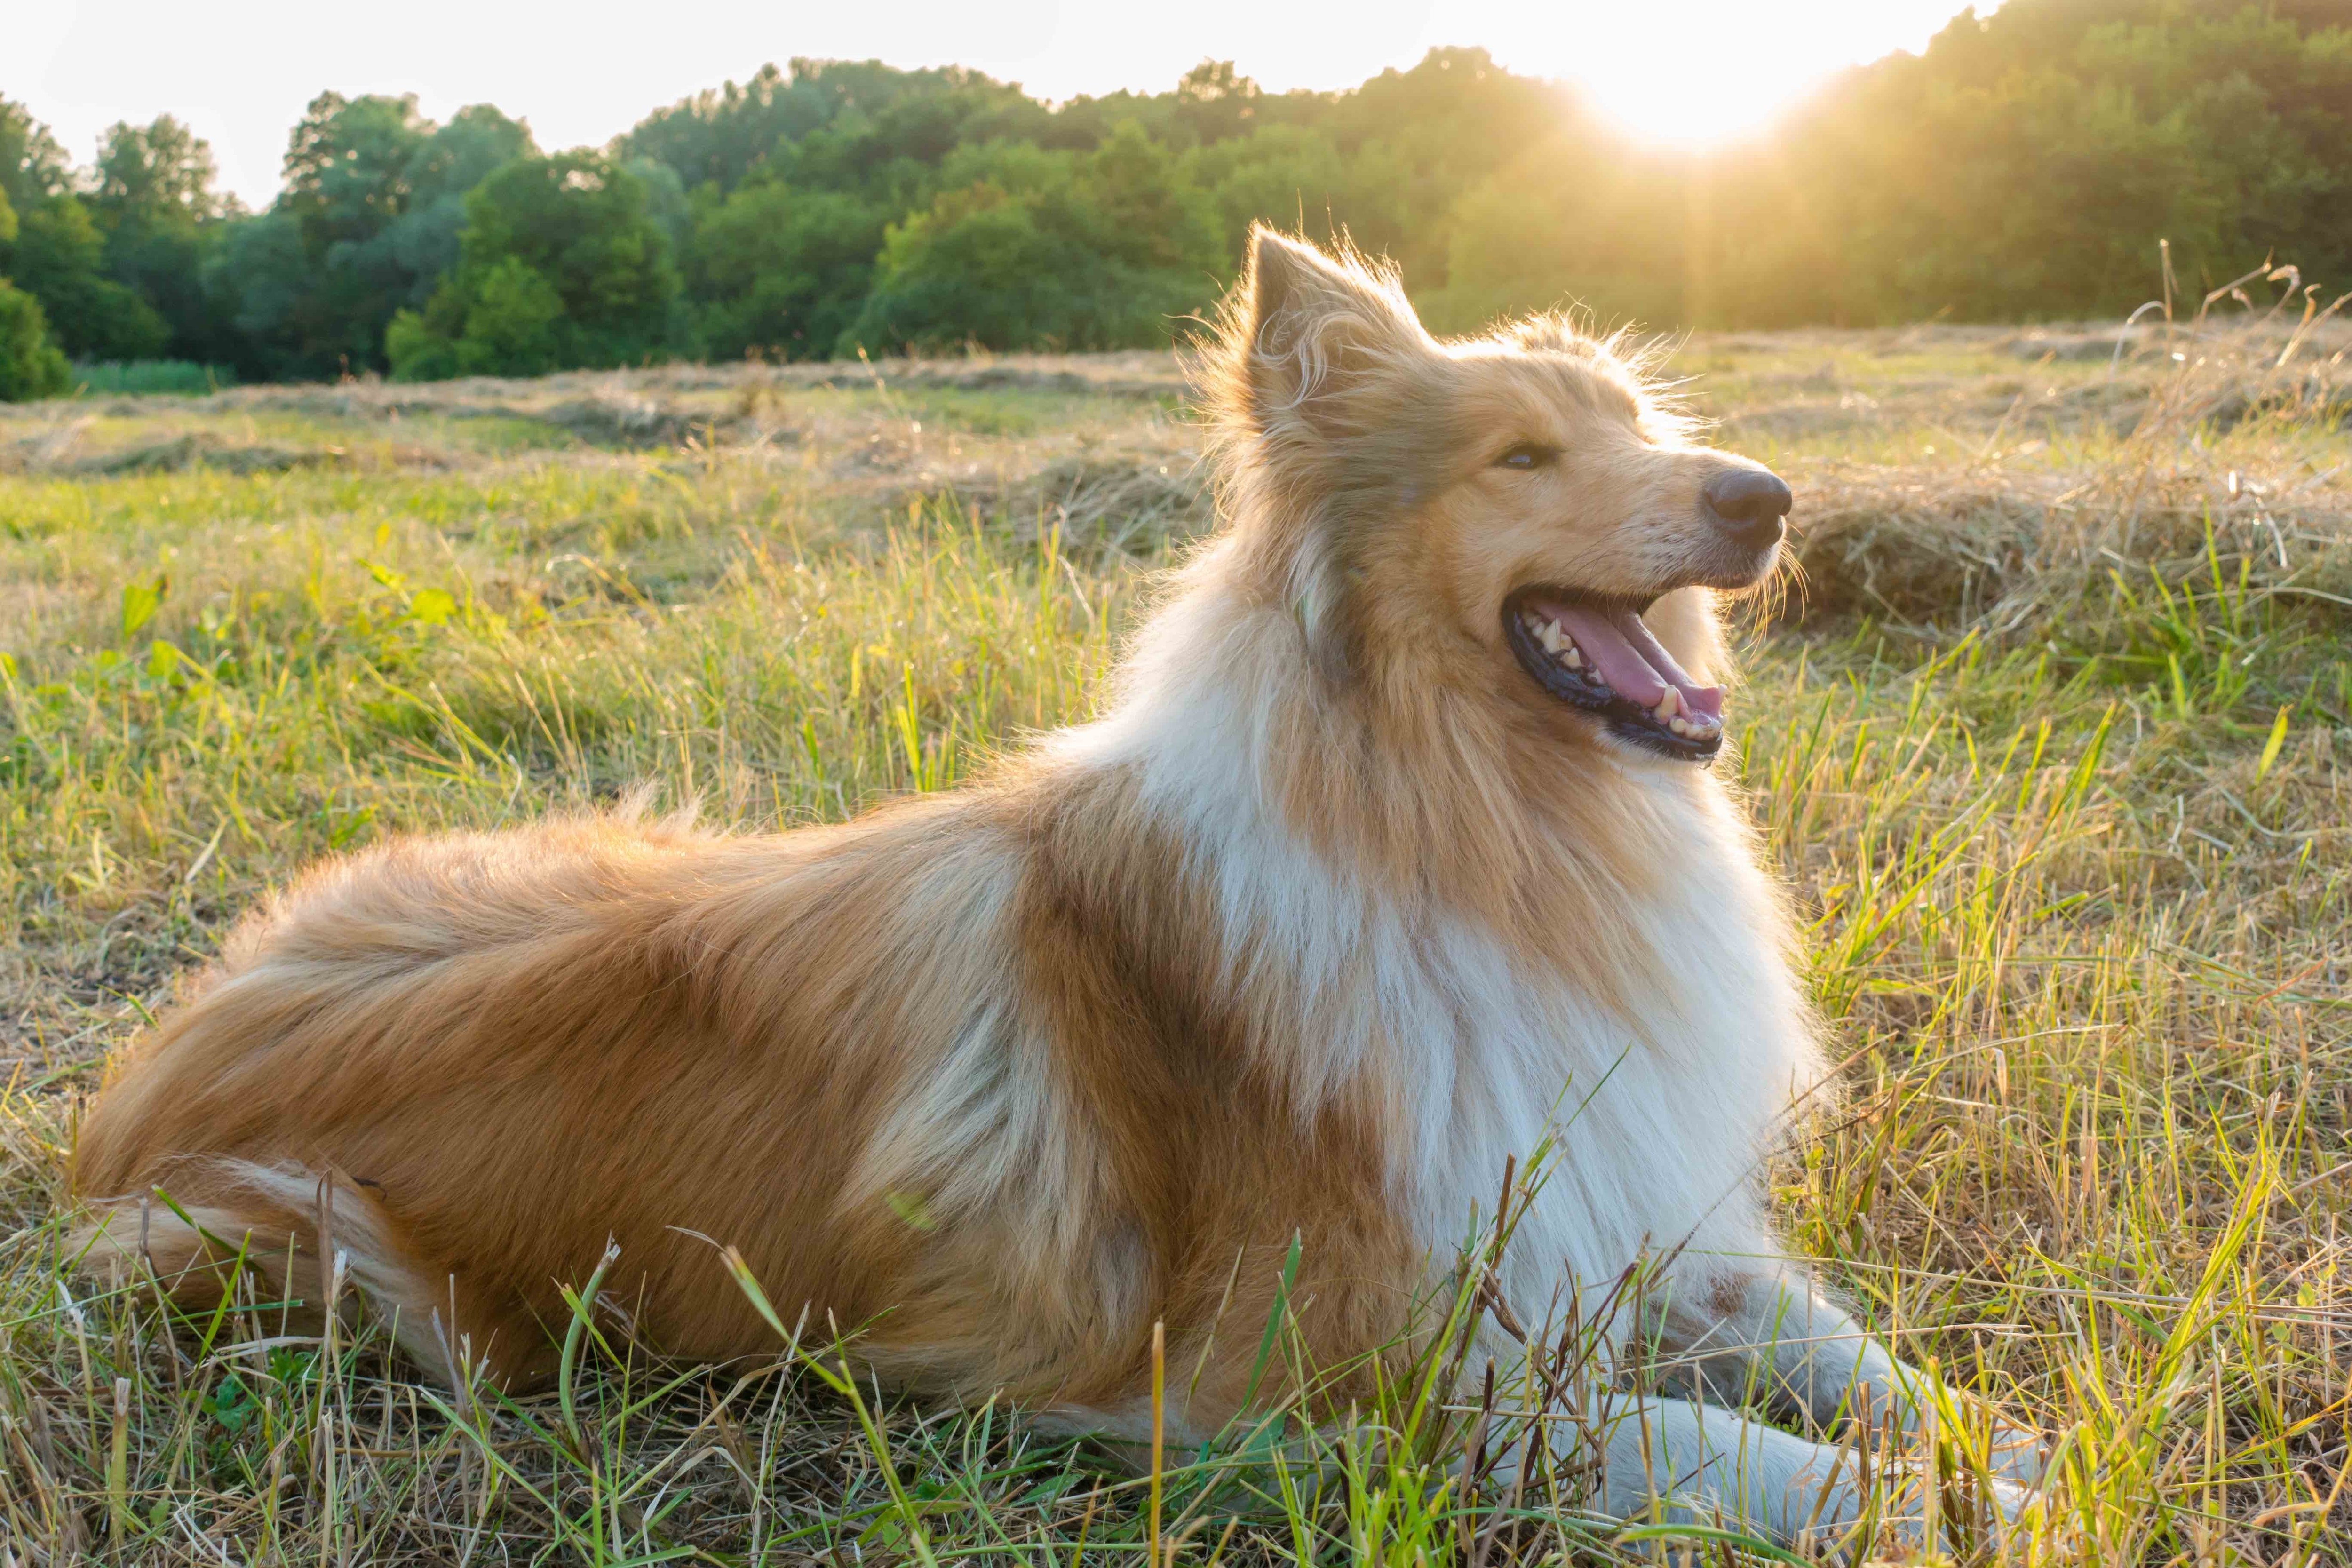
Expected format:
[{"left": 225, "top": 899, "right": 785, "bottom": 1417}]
[
  {"left": 0, "top": 306, "right": 2348, "bottom": 1563},
  {"left": 64, "top": 363, "right": 238, "bottom": 399}
]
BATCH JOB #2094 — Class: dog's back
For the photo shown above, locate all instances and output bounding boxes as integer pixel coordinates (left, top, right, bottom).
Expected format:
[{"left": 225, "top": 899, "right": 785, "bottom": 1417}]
[{"left": 73, "top": 764, "right": 1427, "bottom": 1424}]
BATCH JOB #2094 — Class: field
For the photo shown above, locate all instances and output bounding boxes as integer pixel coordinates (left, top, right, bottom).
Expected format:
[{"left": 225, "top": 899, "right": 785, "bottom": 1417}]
[{"left": 1, "top": 310, "right": 2349, "bottom": 1564}]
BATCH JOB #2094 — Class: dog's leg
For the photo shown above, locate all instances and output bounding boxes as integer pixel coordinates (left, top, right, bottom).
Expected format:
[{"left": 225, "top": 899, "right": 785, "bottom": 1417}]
[
  {"left": 1595, "top": 1393, "right": 1875, "bottom": 1547},
  {"left": 1042, "top": 1378, "right": 2016, "bottom": 1554},
  {"left": 1586, "top": 1391, "right": 2030, "bottom": 1553},
  {"left": 1044, "top": 1392, "right": 1935, "bottom": 1555},
  {"left": 1660, "top": 1267, "right": 2048, "bottom": 1489}
]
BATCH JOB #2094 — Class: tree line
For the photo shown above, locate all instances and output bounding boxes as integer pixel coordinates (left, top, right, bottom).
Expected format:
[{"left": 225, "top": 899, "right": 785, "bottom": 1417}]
[{"left": 3, "top": 0, "right": 2348, "bottom": 399}]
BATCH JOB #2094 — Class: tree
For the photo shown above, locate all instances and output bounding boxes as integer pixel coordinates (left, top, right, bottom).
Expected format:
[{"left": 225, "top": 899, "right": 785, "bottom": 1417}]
[
  {"left": 620, "top": 59, "right": 1046, "bottom": 195},
  {"left": 1314, "top": 48, "right": 1566, "bottom": 288},
  {"left": 0, "top": 278, "right": 70, "bottom": 400},
  {"left": 688, "top": 182, "right": 887, "bottom": 359},
  {"left": 0, "top": 97, "right": 170, "bottom": 363},
  {"left": 619, "top": 63, "right": 819, "bottom": 192},
  {"left": 332, "top": 106, "right": 539, "bottom": 334},
  {"left": 90, "top": 117, "right": 239, "bottom": 364},
  {"left": 839, "top": 124, "right": 1222, "bottom": 354},
  {"left": 4, "top": 193, "right": 169, "bottom": 361},
  {"left": 1420, "top": 129, "right": 1694, "bottom": 335},
  {"left": 202, "top": 210, "right": 318, "bottom": 379},
  {"left": 280, "top": 93, "right": 432, "bottom": 254},
  {"left": 1168, "top": 61, "right": 1264, "bottom": 148},
  {"left": 94, "top": 117, "right": 226, "bottom": 221},
  {"left": 10, "top": 5, "right": 2352, "bottom": 382},
  {"left": 388, "top": 151, "right": 686, "bottom": 378},
  {"left": 389, "top": 253, "right": 563, "bottom": 378},
  {"left": 1182, "top": 123, "right": 1413, "bottom": 267},
  {"left": 211, "top": 96, "right": 536, "bottom": 378},
  {"left": 0, "top": 97, "right": 71, "bottom": 215}
]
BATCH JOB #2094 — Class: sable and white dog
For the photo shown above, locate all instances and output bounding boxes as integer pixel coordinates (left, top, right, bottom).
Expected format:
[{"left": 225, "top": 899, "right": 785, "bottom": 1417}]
[{"left": 75, "top": 231, "right": 2040, "bottom": 1548}]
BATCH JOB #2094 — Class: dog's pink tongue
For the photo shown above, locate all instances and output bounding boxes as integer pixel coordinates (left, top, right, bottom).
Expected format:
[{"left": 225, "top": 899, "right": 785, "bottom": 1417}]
[
  {"left": 1613, "top": 608, "right": 1724, "bottom": 722},
  {"left": 1542, "top": 600, "right": 1724, "bottom": 721}
]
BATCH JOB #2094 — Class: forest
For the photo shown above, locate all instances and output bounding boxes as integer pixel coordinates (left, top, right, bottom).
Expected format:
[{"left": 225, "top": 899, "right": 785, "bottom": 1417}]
[{"left": 2, "top": 0, "right": 2348, "bottom": 398}]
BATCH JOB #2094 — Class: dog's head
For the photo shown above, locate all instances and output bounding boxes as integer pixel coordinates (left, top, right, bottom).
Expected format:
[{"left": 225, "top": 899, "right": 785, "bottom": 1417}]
[{"left": 1200, "top": 229, "right": 1789, "bottom": 764}]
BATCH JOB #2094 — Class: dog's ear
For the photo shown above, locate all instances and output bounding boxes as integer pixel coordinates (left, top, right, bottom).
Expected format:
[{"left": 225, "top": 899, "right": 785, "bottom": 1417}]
[
  {"left": 1204, "top": 231, "right": 1430, "bottom": 687},
  {"left": 1239, "top": 227, "right": 1426, "bottom": 440}
]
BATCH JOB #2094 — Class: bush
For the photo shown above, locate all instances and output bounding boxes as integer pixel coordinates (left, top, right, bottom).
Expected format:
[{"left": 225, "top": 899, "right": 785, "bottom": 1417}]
[
  {"left": 452, "top": 255, "right": 569, "bottom": 376},
  {"left": 382, "top": 307, "right": 457, "bottom": 382},
  {"left": 0, "top": 278, "right": 71, "bottom": 400}
]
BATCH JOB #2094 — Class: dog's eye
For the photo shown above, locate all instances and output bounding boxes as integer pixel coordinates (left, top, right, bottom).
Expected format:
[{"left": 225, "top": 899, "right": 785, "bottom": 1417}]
[{"left": 1495, "top": 443, "right": 1557, "bottom": 470}]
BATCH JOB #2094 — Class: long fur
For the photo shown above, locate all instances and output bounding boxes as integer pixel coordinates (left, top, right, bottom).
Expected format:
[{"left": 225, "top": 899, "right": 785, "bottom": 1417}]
[{"left": 70, "top": 232, "right": 2039, "bottom": 1544}]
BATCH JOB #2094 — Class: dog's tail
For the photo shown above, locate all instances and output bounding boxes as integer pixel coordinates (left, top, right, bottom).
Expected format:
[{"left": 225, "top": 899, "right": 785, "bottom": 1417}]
[{"left": 73, "top": 1160, "right": 466, "bottom": 1384}]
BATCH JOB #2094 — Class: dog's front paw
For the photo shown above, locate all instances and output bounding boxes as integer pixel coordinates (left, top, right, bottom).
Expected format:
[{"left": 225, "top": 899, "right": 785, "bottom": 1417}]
[
  {"left": 1868, "top": 1469, "right": 2053, "bottom": 1559},
  {"left": 1982, "top": 1420, "right": 2052, "bottom": 1489}
]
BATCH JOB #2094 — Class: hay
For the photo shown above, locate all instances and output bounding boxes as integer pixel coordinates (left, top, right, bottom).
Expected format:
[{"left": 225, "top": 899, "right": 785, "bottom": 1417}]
[
  {"left": 1019, "top": 453, "right": 1210, "bottom": 552},
  {"left": 1786, "top": 476, "right": 2045, "bottom": 624},
  {"left": 1782, "top": 455, "right": 2352, "bottom": 633},
  {"left": 902, "top": 452, "right": 1210, "bottom": 557},
  {"left": 541, "top": 392, "right": 739, "bottom": 450},
  {"left": 69, "top": 431, "right": 448, "bottom": 476},
  {"left": 1769, "top": 283, "right": 2352, "bottom": 632}
]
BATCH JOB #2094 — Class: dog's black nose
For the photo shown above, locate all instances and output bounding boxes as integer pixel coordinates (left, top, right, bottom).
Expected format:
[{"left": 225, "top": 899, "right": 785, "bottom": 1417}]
[{"left": 1703, "top": 468, "right": 1793, "bottom": 549}]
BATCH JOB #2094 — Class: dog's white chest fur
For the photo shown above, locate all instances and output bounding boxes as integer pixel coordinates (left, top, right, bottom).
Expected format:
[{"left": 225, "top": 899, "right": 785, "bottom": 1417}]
[
  {"left": 1250, "top": 778, "right": 1818, "bottom": 1321},
  {"left": 1400, "top": 794, "right": 1820, "bottom": 1319},
  {"left": 1071, "top": 613, "right": 1823, "bottom": 1324}
]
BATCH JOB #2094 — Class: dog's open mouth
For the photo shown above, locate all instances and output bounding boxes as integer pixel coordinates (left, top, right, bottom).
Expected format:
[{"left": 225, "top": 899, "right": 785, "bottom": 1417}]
[{"left": 1504, "top": 589, "right": 1725, "bottom": 762}]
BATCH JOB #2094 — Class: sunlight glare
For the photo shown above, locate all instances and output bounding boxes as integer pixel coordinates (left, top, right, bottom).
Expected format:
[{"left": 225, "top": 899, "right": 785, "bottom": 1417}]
[
  {"left": 1573, "top": 41, "right": 1850, "bottom": 149},
  {"left": 5, "top": 0, "right": 2001, "bottom": 206},
  {"left": 1458, "top": 0, "right": 1994, "bottom": 149}
]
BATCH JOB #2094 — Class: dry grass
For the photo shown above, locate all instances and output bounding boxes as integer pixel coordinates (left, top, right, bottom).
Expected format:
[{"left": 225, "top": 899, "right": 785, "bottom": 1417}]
[{"left": 0, "top": 307, "right": 2348, "bottom": 1564}]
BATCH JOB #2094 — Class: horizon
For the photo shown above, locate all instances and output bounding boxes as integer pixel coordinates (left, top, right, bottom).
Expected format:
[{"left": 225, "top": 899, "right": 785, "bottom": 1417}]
[{"left": 10, "top": 0, "right": 2000, "bottom": 208}]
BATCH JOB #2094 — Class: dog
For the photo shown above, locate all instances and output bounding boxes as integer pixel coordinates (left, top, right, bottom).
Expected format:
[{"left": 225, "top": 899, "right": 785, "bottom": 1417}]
[{"left": 72, "top": 229, "right": 2041, "bottom": 1549}]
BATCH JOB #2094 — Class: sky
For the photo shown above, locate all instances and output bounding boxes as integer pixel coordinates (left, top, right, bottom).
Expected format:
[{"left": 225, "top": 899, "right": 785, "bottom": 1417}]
[{"left": 7, "top": 0, "right": 1999, "bottom": 209}]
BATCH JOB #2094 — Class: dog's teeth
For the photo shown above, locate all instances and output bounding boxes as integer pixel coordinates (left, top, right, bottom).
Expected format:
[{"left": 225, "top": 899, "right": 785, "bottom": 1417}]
[
  {"left": 1668, "top": 717, "right": 1691, "bottom": 737},
  {"left": 1653, "top": 689, "right": 1681, "bottom": 722},
  {"left": 1563, "top": 644, "right": 1582, "bottom": 668}
]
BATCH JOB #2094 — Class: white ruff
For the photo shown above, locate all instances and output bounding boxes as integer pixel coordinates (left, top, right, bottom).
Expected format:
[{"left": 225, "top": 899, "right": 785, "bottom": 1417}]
[{"left": 1054, "top": 583, "right": 1825, "bottom": 1343}]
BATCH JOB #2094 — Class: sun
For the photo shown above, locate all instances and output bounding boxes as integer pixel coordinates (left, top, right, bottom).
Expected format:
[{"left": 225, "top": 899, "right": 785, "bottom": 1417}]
[
  {"left": 1475, "top": 0, "right": 1980, "bottom": 152},
  {"left": 1574, "top": 55, "right": 1840, "bottom": 150}
]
